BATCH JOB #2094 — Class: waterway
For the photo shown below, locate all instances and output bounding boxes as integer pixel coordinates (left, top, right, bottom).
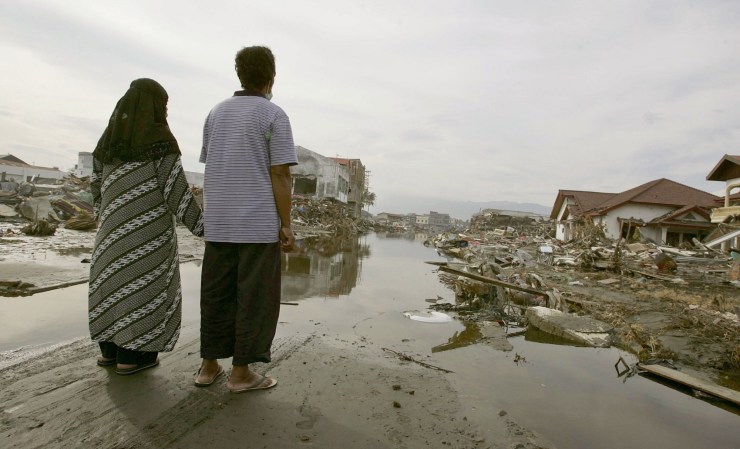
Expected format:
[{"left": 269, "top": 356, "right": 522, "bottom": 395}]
[{"left": 0, "top": 232, "right": 738, "bottom": 448}]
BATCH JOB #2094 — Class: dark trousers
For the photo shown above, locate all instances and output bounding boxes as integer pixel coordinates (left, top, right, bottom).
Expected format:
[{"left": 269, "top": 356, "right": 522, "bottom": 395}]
[
  {"left": 99, "top": 341, "right": 158, "bottom": 365},
  {"left": 200, "top": 241, "right": 281, "bottom": 366}
]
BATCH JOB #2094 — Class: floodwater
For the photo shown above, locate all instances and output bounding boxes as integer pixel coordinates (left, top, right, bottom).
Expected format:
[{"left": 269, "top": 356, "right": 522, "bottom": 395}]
[{"left": 0, "top": 232, "right": 738, "bottom": 448}]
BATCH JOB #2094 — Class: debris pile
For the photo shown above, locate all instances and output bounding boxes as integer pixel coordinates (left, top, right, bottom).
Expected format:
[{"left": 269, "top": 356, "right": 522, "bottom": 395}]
[
  {"left": 426, "top": 212, "right": 740, "bottom": 377},
  {"left": 291, "top": 196, "right": 371, "bottom": 238},
  {"left": 0, "top": 175, "right": 96, "bottom": 234}
]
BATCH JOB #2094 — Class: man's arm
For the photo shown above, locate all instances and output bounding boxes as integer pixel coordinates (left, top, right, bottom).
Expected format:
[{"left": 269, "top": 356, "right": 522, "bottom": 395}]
[{"left": 270, "top": 163, "right": 294, "bottom": 252}]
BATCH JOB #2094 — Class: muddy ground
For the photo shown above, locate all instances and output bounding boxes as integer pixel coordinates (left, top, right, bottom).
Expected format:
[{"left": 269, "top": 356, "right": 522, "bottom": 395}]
[
  {"left": 540, "top": 266, "right": 740, "bottom": 388},
  {"left": 0, "top": 225, "right": 552, "bottom": 449},
  {"left": 434, "top": 234, "right": 740, "bottom": 391}
]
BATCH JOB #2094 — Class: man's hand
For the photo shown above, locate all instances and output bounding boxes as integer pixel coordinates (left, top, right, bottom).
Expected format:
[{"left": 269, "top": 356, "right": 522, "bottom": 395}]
[{"left": 280, "top": 226, "right": 295, "bottom": 252}]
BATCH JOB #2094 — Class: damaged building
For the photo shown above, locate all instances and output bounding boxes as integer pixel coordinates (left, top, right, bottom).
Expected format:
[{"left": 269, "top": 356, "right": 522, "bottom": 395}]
[
  {"left": 291, "top": 146, "right": 366, "bottom": 218},
  {"left": 705, "top": 154, "right": 740, "bottom": 250},
  {"left": 1, "top": 154, "right": 66, "bottom": 184},
  {"left": 551, "top": 178, "right": 719, "bottom": 245}
]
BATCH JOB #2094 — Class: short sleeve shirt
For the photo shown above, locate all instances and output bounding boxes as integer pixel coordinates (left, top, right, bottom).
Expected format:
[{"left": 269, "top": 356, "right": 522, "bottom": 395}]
[{"left": 200, "top": 94, "right": 297, "bottom": 243}]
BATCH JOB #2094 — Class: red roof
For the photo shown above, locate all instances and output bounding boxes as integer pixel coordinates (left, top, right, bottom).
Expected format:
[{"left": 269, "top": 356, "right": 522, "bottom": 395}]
[
  {"left": 587, "top": 178, "right": 719, "bottom": 215},
  {"left": 550, "top": 190, "right": 615, "bottom": 219}
]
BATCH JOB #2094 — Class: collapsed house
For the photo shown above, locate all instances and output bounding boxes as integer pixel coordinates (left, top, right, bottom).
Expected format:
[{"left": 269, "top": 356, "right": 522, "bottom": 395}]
[{"left": 551, "top": 178, "right": 719, "bottom": 246}]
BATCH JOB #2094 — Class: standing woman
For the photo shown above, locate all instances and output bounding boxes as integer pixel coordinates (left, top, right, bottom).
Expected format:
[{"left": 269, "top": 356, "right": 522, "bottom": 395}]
[{"left": 89, "top": 78, "right": 203, "bottom": 375}]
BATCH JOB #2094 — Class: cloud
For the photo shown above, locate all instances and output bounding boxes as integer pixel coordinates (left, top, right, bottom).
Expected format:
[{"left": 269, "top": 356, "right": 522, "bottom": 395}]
[{"left": 0, "top": 0, "right": 739, "bottom": 213}]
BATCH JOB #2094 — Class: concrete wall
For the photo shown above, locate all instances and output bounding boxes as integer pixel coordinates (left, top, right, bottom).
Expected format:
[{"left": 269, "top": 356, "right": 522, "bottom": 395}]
[
  {"left": 599, "top": 204, "right": 675, "bottom": 240},
  {"left": 292, "top": 146, "right": 349, "bottom": 203},
  {"left": 554, "top": 199, "right": 572, "bottom": 240}
]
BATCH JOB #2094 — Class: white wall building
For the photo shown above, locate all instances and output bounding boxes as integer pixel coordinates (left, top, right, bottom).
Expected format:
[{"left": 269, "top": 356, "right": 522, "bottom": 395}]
[
  {"left": 73, "top": 152, "right": 94, "bottom": 178},
  {"left": 551, "top": 178, "right": 718, "bottom": 245},
  {"left": 292, "top": 146, "right": 349, "bottom": 203},
  {"left": 0, "top": 155, "right": 66, "bottom": 183}
]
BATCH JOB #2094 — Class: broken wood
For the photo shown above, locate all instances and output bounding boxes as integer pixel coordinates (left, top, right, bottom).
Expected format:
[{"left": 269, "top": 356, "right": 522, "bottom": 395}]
[
  {"left": 382, "top": 347, "right": 454, "bottom": 373},
  {"left": 426, "top": 262, "right": 549, "bottom": 298},
  {"left": 638, "top": 363, "right": 740, "bottom": 406},
  {"left": 628, "top": 269, "right": 677, "bottom": 282}
]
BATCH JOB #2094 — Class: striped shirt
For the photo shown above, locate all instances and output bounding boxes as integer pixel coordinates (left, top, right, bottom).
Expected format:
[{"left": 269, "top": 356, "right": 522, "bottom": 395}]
[{"left": 200, "top": 93, "right": 297, "bottom": 243}]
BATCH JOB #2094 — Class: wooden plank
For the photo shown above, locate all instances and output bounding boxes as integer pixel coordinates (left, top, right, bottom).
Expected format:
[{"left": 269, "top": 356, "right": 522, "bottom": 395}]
[
  {"left": 628, "top": 269, "right": 676, "bottom": 282},
  {"left": 425, "top": 262, "right": 549, "bottom": 298},
  {"left": 638, "top": 364, "right": 740, "bottom": 406}
]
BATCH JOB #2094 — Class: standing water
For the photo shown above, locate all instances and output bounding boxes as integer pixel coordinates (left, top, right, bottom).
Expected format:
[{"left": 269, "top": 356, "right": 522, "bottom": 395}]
[{"left": 0, "top": 232, "right": 737, "bottom": 448}]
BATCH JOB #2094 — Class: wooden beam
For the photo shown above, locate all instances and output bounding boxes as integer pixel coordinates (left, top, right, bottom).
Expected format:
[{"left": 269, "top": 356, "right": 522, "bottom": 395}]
[
  {"left": 426, "top": 262, "right": 549, "bottom": 298},
  {"left": 639, "top": 364, "right": 740, "bottom": 406}
]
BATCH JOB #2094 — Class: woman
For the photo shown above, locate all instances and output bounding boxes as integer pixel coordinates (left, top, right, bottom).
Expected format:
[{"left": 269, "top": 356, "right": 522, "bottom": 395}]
[{"left": 89, "top": 78, "right": 203, "bottom": 375}]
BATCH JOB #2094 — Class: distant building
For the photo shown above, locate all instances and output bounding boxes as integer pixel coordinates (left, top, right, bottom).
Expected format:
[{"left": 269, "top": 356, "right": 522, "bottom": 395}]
[
  {"left": 73, "top": 152, "right": 94, "bottom": 178},
  {"left": 428, "top": 211, "right": 451, "bottom": 231},
  {"left": 0, "top": 154, "right": 65, "bottom": 183},
  {"left": 184, "top": 171, "right": 204, "bottom": 188},
  {"left": 375, "top": 212, "right": 406, "bottom": 227}
]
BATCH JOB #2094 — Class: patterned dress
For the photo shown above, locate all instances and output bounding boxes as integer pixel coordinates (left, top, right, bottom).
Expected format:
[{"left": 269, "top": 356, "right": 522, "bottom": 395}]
[{"left": 88, "top": 153, "right": 203, "bottom": 352}]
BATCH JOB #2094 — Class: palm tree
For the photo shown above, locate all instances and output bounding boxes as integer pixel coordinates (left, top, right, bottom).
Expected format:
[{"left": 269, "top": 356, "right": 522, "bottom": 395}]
[{"left": 361, "top": 189, "right": 376, "bottom": 210}]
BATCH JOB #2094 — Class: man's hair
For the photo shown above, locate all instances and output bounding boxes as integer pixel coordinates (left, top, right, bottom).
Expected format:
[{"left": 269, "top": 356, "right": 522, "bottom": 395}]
[{"left": 235, "top": 46, "right": 276, "bottom": 91}]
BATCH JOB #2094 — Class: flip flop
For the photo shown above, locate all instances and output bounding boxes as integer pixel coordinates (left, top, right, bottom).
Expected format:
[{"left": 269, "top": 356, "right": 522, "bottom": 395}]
[
  {"left": 194, "top": 365, "right": 225, "bottom": 387},
  {"left": 115, "top": 359, "right": 160, "bottom": 376},
  {"left": 227, "top": 375, "right": 278, "bottom": 393},
  {"left": 96, "top": 357, "right": 116, "bottom": 367}
]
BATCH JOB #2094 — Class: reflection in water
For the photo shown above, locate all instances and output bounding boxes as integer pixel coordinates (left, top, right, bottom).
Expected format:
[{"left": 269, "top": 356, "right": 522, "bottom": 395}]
[
  {"left": 523, "top": 327, "right": 590, "bottom": 347},
  {"left": 374, "top": 231, "right": 429, "bottom": 242},
  {"left": 431, "top": 321, "right": 483, "bottom": 353},
  {"left": 281, "top": 234, "right": 370, "bottom": 301}
]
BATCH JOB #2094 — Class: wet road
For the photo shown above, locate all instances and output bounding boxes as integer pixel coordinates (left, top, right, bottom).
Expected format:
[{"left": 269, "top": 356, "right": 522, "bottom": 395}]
[{"left": 0, "top": 232, "right": 738, "bottom": 448}]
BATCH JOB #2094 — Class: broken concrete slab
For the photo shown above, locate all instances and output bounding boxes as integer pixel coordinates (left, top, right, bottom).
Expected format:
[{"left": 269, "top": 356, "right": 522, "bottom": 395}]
[
  {"left": 18, "top": 197, "right": 61, "bottom": 221},
  {"left": 525, "top": 306, "right": 612, "bottom": 347},
  {"left": 0, "top": 204, "right": 18, "bottom": 217}
]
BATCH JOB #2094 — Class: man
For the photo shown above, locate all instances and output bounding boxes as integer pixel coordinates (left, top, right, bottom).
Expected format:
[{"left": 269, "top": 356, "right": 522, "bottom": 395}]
[{"left": 196, "top": 46, "right": 297, "bottom": 392}]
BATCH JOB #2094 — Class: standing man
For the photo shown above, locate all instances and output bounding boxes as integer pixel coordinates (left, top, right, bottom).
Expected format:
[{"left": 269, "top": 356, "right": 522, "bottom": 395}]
[{"left": 196, "top": 46, "right": 297, "bottom": 392}]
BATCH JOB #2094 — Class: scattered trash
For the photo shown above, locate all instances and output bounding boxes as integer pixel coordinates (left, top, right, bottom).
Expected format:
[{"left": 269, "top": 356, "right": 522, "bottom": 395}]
[{"left": 403, "top": 310, "right": 453, "bottom": 323}]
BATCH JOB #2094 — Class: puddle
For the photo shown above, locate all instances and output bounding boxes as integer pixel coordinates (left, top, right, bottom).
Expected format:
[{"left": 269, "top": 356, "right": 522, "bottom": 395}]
[
  {"left": 0, "top": 232, "right": 738, "bottom": 449},
  {"left": 403, "top": 310, "right": 453, "bottom": 323},
  {"left": 431, "top": 321, "right": 482, "bottom": 353}
]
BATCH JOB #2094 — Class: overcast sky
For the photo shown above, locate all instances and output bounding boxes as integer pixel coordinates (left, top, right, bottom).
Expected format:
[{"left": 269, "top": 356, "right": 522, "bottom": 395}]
[{"left": 1, "top": 0, "right": 738, "bottom": 215}]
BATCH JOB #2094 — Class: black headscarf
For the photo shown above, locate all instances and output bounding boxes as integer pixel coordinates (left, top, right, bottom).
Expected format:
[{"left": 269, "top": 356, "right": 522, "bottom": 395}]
[{"left": 93, "top": 78, "right": 181, "bottom": 163}]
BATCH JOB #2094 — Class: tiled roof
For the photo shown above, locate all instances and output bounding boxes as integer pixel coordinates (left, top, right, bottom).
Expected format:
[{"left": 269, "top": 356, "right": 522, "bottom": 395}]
[
  {"left": 587, "top": 178, "right": 719, "bottom": 215},
  {"left": 550, "top": 190, "right": 615, "bottom": 219},
  {"left": 706, "top": 154, "right": 740, "bottom": 181},
  {"left": 649, "top": 205, "right": 710, "bottom": 223}
]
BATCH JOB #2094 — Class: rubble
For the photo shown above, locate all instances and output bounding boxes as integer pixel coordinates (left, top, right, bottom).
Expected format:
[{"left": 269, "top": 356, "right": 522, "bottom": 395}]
[
  {"left": 291, "top": 195, "right": 372, "bottom": 240},
  {"left": 0, "top": 175, "right": 95, "bottom": 232},
  {"left": 425, "top": 213, "right": 740, "bottom": 382}
]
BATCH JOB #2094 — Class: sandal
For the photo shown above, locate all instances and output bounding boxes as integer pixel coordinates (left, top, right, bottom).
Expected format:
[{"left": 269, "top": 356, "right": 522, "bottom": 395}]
[
  {"left": 96, "top": 357, "right": 116, "bottom": 367},
  {"left": 194, "top": 365, "right": 225, "bottom": 387},
  {"left": 227, "top": 374, "right": 277, "bottom": 393},
  {"left": 116, "top": 359, "right": 160, "bottom": 376}
]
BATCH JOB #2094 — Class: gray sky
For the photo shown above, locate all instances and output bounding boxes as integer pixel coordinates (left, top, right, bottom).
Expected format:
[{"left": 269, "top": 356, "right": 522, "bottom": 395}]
[{"left": 1, "top": 0, "right": 738, "bottom": 215}]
